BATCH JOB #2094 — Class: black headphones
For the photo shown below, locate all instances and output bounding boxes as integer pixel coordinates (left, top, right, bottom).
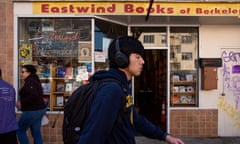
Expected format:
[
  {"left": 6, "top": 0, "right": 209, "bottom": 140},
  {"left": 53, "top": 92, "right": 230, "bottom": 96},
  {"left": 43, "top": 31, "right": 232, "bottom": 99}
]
[{"left": 114, "top": 38, "right": 129, "bottom": 68}]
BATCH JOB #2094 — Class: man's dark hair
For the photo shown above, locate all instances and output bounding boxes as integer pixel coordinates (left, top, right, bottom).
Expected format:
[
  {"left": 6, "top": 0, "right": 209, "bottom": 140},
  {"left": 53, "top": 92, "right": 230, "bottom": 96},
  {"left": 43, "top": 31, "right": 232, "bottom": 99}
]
[{"left": 108, "top": 36, "right": 144, "bottom": 68}]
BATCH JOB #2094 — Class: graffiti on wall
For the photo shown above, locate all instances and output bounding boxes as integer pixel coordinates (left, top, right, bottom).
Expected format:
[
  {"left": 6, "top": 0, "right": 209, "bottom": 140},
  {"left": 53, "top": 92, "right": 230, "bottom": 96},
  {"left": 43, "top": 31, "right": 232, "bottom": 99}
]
[
  {"left": 219, "top": 49, "right": 240, "bottom": 127},
  {"left": 218, "top": 97, "right": 240, "bottom": 127}
]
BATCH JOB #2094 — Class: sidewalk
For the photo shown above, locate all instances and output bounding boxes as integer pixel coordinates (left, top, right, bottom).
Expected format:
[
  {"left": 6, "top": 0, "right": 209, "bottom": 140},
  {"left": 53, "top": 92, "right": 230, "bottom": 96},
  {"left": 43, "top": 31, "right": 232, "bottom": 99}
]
[{"left": 135, "top": 136, "right": 240, "bottom": 144}]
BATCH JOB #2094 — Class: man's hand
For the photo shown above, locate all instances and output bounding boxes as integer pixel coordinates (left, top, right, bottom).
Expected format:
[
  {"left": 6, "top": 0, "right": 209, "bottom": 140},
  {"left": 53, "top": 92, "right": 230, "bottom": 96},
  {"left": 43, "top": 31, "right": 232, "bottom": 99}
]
[{"left": 165, "top": 135, "right": 184, "bottom": 144}]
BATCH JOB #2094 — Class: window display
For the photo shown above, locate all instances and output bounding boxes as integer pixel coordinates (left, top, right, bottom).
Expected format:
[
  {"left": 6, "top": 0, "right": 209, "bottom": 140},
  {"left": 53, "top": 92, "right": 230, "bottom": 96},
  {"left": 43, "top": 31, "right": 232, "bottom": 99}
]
[
  {"left": 18, "top": 18, "right": 127, "bottom": 111},
  {"left": 18, "top": 18, "right": 92, "bottom": 111},
  {"left": 170, "top": 27, "right": 199, "bottom": 107}
]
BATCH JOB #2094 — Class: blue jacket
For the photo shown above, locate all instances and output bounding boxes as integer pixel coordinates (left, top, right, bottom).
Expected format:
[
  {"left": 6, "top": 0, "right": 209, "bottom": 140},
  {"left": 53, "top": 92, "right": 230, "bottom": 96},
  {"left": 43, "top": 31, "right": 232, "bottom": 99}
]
[
  {"left": 0, "top": 80, "right": 18, "bottom": 134},
  {"left": 78, "top": 68, "right": 168, "bottom": 144}
]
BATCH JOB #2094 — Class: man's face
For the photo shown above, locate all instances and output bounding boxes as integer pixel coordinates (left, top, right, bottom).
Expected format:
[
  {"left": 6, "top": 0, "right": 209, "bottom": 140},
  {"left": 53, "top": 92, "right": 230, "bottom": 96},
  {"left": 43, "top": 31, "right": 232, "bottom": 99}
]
[{"left": 126, "top": 53, "right": 145, "bottom": 77}]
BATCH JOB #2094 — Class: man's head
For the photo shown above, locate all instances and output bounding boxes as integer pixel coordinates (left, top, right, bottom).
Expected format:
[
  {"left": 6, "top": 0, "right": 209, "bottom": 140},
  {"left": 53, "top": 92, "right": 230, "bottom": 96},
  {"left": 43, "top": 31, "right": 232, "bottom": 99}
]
[
  {"left": 108, "top": 36, "right": 144, "bottom": 68},
  {"left": 108, "top": 36, "right": 145, "bottom": 79}
]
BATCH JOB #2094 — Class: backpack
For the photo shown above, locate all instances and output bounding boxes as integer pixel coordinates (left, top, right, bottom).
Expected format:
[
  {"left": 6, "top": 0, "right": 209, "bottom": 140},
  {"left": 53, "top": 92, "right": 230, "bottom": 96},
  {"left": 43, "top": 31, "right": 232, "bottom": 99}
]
[{"left": 62, "top": 78, "right": 123, "bottom": 144}]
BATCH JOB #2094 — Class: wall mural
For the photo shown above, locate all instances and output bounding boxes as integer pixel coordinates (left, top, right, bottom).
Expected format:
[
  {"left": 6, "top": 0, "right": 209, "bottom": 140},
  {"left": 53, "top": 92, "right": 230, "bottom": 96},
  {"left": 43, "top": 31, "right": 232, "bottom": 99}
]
[{"left": 219, "top": 49, "right": 240, "bottom": 127}]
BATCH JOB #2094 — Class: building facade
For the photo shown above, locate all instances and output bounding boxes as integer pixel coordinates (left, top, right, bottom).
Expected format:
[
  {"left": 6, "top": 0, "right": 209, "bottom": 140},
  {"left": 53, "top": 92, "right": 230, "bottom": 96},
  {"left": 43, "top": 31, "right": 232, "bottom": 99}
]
[{"left": 0, "top": 0, "right": 239, "bottom": 143}]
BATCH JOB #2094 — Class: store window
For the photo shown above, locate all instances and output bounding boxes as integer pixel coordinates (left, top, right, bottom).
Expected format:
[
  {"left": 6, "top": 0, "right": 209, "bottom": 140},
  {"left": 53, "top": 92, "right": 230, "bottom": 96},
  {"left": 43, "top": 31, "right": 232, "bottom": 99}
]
[
  {"left": 18, "top": 18, "right": 92, "bottom": 111},
  {"left": 94, "top": 19, "right": 127, "bottom": 71},
  {"left": 170, "top": 27, "right": 199, "bottom": 107}
]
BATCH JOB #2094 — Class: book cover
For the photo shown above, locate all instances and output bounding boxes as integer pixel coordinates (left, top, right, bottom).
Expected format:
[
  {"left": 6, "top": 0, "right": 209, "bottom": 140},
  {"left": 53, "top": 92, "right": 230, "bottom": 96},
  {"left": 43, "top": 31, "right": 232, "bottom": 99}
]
[
  {"left": 180, "top": 95, "right": 188, "bottom": 104},
  {"left": 172, "top": 75, "right": 180, "bottom": 82},
  {"left": 186, "top": 86, "right": 194, "bottom": 92},
  {"left": 65, "top": 66, "right": 73, "bottom": 79},
  {"left": 56, "top": 96, "right": 64, "bottom": 106},
  {"left": 57, "top": 66, "right": 66, "bottom": 78},
  {"left": 172, "top": 95, "right": 180, "bottom": 104},
  {"left": 65, "top": 83, "right": 73, "bottom": 92},
  {"left": 179, "top": 86, "right": 186, "bottom": 92},
  {"left": 173, "top": 86, "right": 179, "bottom": 92},
  {"left": 187, "top": 95, "right": 195, "bottom": 104},
  {"left": 78, "top": 42, "right": 92, "bottom": 62},
  {"left": 42, "top": 83, "right": 51, "bottom": 93},
  {"left": 76, "top": 66, "right": 88, "bottom": 81},
  {"left": 186, "top": 74, "right": 193, "bottom": 81},
  {"left": 44, "top": 67, "right": 50, "bottom": 78},
  {"left": 56, "top": 83, "right": 65, "bottom": 92}
]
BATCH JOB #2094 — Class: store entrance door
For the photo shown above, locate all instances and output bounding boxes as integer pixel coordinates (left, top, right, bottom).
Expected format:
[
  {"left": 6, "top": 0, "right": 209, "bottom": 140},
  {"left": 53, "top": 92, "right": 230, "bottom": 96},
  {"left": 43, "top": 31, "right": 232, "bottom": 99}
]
[{"left": 134, "top": 49, "right": 167, "bottom": 130}]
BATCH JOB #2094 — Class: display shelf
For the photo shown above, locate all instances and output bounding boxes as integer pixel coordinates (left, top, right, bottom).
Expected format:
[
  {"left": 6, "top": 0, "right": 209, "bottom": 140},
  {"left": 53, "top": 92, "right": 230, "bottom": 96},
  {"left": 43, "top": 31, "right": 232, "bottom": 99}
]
[
  {"left": 39, "top": 64, "right": 84, "bottom": 111},
  {"left": 170, "top": 73, "right": 197, "bottom": 107}
]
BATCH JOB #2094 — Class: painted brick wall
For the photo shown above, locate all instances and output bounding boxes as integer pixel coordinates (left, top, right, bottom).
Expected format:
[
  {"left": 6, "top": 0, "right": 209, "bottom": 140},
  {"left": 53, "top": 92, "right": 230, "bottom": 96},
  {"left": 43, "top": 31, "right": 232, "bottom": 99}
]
[
  {"left": 170, "top": 109, "right": 218, "bottom": 137},
  {"left": 0, "top": 1, "right": 14, "bottom": 85}
]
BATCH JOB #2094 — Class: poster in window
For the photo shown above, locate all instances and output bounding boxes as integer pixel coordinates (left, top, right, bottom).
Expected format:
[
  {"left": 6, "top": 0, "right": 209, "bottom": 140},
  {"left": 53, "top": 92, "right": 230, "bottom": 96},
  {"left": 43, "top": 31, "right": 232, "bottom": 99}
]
[
  {"left": 78, "top": 42, "right": 92, "bottom": 62},
  {"left": 19, "top": 44, "right": 32, "bottom": 64}
]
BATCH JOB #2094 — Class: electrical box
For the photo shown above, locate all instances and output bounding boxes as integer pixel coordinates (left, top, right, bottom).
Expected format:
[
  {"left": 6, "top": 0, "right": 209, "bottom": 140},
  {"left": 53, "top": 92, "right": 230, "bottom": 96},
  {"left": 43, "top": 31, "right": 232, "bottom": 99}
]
[
  {"left": 201, "top": 67, "right": 218, "bottom": 90},
  {"left": 199, "top": 58, "right": 222, "bottom": 67},
  {"left": 199, "top": 58, "right": 222, "bottom": 90}
]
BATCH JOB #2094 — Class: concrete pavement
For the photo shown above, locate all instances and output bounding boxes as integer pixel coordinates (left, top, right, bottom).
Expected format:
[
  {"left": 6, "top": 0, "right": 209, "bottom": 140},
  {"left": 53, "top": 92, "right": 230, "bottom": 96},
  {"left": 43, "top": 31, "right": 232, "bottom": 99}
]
[{"left": 135, "top": 136, "right": 240, "bottom": 144}]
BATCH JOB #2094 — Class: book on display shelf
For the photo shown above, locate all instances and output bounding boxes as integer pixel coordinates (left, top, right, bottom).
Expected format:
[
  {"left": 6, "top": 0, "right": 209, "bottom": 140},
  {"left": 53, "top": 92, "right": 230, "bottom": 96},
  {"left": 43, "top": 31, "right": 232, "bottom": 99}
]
[
  {"left": 57, "top": 66, "right": 66, "bottom": 78},
  {"left": 172, "top": 95, "right": 180, "bottom": 104},
  {"left": 186, "top": 86, "right": 194, "bottom": 92},
  {"left": 187, "top": 95, "right": 195, "bottom": 104},
  {"left": 42, "top": 83, "right": 51, "bottom": 93},
  {"left": 186, "top": 74, "right": 193, "bottom": 81},
  {"left": 180, "top": 95, "right": 188, "bottom": 104},
  {"left": 56, "top": 95, "right": 64, "bottom": 106},
  {"left": 178, "top": 86, "right": 186, "bottom": 92},
  {"left": 65, "top": 66, "right": 73, "bottom": 79},
  {"left": 44, "top": 67, "right": 50, "bottom": 78},
  {"left": 173, "top": 86, "right": 179, "bottom": 92},
  {"left": 56, "top": 83, "right": 65, "bottom": 92},
  {"left": 65, "top": 83, "right": 73, "bottom": 92}
]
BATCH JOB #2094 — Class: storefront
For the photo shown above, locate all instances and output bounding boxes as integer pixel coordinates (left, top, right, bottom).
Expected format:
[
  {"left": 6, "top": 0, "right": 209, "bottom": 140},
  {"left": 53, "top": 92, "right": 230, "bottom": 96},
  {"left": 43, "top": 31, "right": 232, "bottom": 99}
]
[{"left": 12, "top": 0, "right": 240, "bottom": 143}]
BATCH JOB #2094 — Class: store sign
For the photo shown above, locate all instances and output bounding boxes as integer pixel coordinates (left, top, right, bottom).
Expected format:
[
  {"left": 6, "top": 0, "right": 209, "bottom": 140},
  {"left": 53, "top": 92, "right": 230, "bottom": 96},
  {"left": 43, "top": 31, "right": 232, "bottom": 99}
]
[
  {"left": 32, "top": 2, "right": 240, "bottom": 16},
  {"left": 31, "top": 31, "right": 79, "bottom": 57}
]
